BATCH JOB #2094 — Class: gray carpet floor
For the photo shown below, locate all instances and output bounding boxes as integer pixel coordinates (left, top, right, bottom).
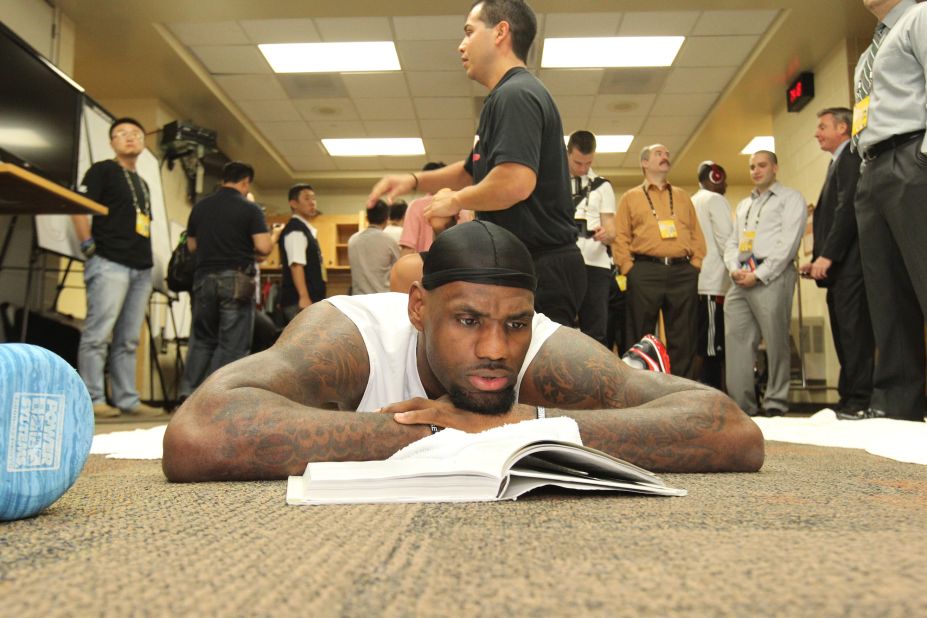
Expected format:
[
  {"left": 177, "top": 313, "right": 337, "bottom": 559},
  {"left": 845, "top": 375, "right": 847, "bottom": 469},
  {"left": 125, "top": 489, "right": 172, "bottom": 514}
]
[{"left": 1, "top": 439, "right": 925, "bottom": 617}]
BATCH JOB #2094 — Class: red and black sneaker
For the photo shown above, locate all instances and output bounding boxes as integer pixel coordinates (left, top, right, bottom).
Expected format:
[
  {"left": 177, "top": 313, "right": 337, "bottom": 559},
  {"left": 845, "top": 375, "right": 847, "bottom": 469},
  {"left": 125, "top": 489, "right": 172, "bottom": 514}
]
[{"left": 623, "top": 334, "right": 671, "bottom": 373}]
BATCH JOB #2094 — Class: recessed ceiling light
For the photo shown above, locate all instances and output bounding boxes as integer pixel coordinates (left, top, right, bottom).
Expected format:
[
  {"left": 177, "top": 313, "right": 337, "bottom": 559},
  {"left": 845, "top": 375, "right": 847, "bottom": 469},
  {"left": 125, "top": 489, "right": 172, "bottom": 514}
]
[
  {"left": 322, "top": 138, "right": 425, "bottom": 157},
  {"left": 259, "top": 42, "right": 400, "bottom": 73},
  {"left": 542, "top": 37, "right": 685, "bottom": 68},
  {"left": 741, "top": 136, "right": 776, "bottom": 154},
  {"left": 563, "top": 134, "right": 634, "bottom": 153}
]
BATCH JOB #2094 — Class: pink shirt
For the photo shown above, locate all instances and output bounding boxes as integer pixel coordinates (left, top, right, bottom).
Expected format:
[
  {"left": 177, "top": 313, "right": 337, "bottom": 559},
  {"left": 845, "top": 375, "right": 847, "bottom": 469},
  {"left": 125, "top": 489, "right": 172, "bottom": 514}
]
[{"left": 399, "top": 195, "right": 434, "bottom": 252}]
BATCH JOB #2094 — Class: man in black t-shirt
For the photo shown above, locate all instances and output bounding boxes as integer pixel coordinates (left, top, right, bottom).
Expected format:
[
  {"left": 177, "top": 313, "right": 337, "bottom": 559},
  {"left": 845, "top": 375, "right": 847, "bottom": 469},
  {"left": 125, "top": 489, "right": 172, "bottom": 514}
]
[
  {"left": 367, "top": 0, "right": 584, "bottom": 326},
  {"left": 71, "top": 117, "right": 164, "bottom": 419},
  {"left": 180, "top": 161, "right": 272, "bottom": 395}
]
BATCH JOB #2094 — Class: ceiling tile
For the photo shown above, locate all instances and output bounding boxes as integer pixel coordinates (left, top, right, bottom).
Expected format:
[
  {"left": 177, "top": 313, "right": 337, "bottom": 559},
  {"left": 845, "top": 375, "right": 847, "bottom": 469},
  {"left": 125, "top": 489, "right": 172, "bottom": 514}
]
[
  {"left": 648, "top": 92, "right": 718, "bottom": 117},
  {"left": 423, "top": 138, "right": 473, "bottom": 157},
  {"left": 238, "top": 99, "right": 302, "bottom": 122},
  {"left": 691, "top": 10, "right": 779, "bottom": 36},
  {"left": 378, "top": 155, "right": 428, "bottom": 170},
  {"left": 590, "top": 94, "right": 655, "bottom": 117},
  {"left": 617, "top": 12, "right": 700, "bottom": 36},
  {"left": 354, "top": 98, "right": 416, "bottom": 121},
  {"left": 587, "top": 116, "right": 646, "bottom": 134},
  {"left": 598, "top": 68, "right": 669, "bottom": 95},
  {"left": 675, "top": 35, "right": 759, "bottom": 67},
  {"left": 662, "top": 66, "right": 737, "bottom": 94},
  {"left": 255, "top": 121, "right": 317, "bottom": 142},
  {"left": 341, "top": 72, "right": 410, "bottom": 99},
  {"left": 396, "top": 40, "right": 462, "bottom": 71},
  {"left": 293, "top": 98, "right": 359, "bottom": 122},
  {"left": 276, "top": 140, "right": 328, "bottom": 158},
  {"left": 314, "top": 17, "right": 392, "bottom": 42},
  {"left": 541, "top": 12, "right": 622, "bottom": 37},
  {"left": 552, "top": 95, "right": 595, "bottom": 117},
  {"left": 277, "top": 74, "right": 348, "bottom": 99},
  {"left": 214, "top": 75, "right": 288, "bottom": 101},
  {"left": 194, "top": 45, "right": 272, "bottom": 74},
  {"left": 406, "top": 71, "right": 472, "bottom": 97},
  {"left": 413, "top": 97, "right": 474, "bottom": 120},
  {"left": 560, "top": 116, "right": 593, "bottom": 135},
  {"left": 363, "top": 120, "right": 421, "bottom": 137},
  {"left": 238, "top": 18, "right": 321, "bottom": 44},
  {"left": 538, "top": 69, "right": 604, "bottom": 96},
  {"left": 285, "top": 155, "right": 337, "bottom": 172},
  {"left": 334, "top": 157, "right": 388, "bottom": 171},
  {"left": 419, "top": 118, "right": 477, "bottom": 139},
  {"left": 309, "top": 120, "right": 367, "bottom": 138},
  {"left": 169, "top": 21, "right": 251, "bottom": 46},
  {"left": 392, "top": 15, "right": 464, "bottom": 41},
  {"left": 640, "top": 116, "right": 702, "bottom": 136}
]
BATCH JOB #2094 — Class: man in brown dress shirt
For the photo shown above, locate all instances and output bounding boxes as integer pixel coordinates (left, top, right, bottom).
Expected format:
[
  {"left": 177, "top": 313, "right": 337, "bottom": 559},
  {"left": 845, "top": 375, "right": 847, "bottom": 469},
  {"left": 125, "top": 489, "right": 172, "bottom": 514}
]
[{"left": 613, "top": 144, "right": 706, "bottom": 378}]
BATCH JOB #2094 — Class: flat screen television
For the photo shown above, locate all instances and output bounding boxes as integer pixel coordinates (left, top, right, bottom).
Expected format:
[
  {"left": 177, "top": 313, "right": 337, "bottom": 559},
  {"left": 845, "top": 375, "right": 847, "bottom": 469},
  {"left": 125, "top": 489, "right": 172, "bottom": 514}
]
[{"left": 0, "top": 20, "right": 83, "bottom": 189}]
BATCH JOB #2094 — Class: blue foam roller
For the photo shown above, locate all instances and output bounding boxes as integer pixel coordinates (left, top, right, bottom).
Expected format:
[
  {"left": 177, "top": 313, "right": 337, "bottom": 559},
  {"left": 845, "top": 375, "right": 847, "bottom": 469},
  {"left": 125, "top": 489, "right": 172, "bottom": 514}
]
[{"left": 0, "top": 343, "right": 94, "bottom": 521}]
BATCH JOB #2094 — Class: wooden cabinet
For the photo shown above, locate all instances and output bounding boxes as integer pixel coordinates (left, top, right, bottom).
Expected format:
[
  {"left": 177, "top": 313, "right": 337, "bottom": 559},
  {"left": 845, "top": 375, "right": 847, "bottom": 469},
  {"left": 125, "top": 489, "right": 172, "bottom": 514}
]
[{"left": 313, "top": 212, "right": 366, "bottom": 270}]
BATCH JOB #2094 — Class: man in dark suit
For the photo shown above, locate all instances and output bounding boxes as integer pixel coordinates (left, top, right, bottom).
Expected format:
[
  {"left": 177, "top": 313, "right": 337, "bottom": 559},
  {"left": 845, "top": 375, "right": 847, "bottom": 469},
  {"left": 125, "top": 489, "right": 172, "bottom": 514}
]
[{"left": 800, "top": 107, "right": 874, "bottom": 418}]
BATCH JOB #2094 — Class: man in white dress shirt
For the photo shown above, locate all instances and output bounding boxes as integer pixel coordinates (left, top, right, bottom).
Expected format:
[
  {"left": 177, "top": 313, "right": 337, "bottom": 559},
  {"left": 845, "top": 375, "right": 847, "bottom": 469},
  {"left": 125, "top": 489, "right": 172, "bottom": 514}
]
[{"left": 723, "top": 151, "right": 806, "bottom": 417}]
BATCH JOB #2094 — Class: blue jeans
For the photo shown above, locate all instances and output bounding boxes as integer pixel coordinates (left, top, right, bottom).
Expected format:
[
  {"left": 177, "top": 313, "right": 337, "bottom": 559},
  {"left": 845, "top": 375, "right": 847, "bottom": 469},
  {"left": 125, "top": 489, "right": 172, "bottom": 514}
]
[
  {"left": 180, "top": 270, "right": 254, "bottom": 395},
  {"left": 78, "top": 255, "right": 153, "bottom": 409}
]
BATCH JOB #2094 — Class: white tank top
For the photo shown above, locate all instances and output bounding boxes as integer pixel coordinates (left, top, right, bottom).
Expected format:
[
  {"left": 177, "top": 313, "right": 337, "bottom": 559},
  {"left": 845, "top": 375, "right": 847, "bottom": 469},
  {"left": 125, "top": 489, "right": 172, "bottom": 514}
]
[{"left": 326, "top": 293, "right": 560, "bottom": 412}]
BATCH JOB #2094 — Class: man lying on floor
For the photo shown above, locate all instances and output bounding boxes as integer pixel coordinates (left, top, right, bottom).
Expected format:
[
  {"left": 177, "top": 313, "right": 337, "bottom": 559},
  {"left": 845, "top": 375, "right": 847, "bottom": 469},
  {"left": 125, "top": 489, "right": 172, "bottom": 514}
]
[{"left": 163, "top": 221, "right": 763, "bottom": 482}]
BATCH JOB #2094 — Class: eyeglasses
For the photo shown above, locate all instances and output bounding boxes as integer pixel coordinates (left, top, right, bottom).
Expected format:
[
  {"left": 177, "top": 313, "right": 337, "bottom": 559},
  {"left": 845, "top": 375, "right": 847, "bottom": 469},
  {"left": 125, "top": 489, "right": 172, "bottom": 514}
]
[{"left": 112, "top": 129, "right": 144, "bottom": 140}]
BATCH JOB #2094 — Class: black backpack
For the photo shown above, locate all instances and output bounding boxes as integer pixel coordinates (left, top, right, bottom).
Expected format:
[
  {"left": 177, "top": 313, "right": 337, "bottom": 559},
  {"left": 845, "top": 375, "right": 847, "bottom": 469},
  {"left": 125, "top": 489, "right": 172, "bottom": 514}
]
[{"left": 166, "top": 231, "right": 195, "bottom": 293}]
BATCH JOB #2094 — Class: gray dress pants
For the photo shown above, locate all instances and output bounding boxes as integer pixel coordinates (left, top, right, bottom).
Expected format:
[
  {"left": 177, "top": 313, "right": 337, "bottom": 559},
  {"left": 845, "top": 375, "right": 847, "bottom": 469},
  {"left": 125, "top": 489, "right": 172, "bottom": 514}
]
[{"left": 724, "top": 267, "right": 797, "bottom": 415}]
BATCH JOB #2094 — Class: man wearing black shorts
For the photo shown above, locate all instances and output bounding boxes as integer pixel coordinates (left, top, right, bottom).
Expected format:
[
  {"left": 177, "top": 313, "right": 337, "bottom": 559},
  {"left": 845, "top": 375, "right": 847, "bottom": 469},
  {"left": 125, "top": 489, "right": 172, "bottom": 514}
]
[{"left": 367, "top": 0, "right": 584, "bottom": 326}]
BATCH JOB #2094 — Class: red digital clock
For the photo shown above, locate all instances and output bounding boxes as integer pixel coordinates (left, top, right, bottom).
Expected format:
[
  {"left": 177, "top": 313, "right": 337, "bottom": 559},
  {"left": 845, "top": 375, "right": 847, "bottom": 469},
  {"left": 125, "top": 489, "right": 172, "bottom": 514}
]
[{"left": 787, "top": 72, "right": 815, "bottom": 113}]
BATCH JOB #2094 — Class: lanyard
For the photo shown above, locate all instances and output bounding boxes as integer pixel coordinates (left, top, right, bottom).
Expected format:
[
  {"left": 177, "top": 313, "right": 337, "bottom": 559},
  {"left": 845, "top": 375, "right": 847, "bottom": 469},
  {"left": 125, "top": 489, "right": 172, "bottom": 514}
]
[
  {"left": 121, "top": 167, "right": 150, "bottom": 216},
  {"left": 743, "top": 191, "right": 773, "bottom": 231},
  {"left": 643, "top": 183, "right": 674, "bottom": 220}
]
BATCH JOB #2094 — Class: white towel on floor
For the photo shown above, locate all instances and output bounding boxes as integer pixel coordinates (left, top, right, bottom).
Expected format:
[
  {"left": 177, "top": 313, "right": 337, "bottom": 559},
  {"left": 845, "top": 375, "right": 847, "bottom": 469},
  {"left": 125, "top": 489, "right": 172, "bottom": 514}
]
[{"left": 752, "top": 409, "right": 927, "bottom": 465}]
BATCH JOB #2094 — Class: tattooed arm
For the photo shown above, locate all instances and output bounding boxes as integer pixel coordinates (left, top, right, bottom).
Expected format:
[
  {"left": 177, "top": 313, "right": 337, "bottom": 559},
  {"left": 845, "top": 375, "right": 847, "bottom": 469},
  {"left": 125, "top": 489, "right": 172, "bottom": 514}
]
[
  {"left": 518, "top": 327, "right": 764, "bottom": 472},
  {"left": 388, "top": 327, "right": 763, "bottom": 473},
  {"left": 162, "top": 302, "right": 432, "bottom": 482}
]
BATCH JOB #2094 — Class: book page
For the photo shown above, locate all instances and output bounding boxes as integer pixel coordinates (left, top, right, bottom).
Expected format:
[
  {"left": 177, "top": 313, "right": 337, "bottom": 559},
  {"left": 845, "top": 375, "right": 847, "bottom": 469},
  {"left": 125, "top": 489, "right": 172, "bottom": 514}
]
[{"left": 388, "top": 417, "right": 583, "bottom": 461}]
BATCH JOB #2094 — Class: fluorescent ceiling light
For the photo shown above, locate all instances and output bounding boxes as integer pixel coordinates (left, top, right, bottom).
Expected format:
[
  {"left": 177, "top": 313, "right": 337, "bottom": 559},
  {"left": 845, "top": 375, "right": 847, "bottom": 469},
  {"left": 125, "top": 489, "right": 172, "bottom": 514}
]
[
  {"left": 259, "top": 42, "right": 400, "bottom": 73},
  {"left": 741, "top": 136, "right": 776, "bottom": 154},
  {"left": 564, "top": 134, "right": 634, "bottom": 153},
  {"left": 322, "top": 138, "right": 425, "bottom": 157},
  {"left": 542, "top": 37, "right": 685, "bottom": 68}
]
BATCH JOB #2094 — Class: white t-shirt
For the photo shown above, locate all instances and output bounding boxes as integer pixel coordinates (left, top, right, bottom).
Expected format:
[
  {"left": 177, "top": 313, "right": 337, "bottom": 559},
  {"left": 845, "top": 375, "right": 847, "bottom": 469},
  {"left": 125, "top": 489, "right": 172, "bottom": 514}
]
[
  {"left": 326, "top": 293, "right": 560, "bottom": 412},
  {"left": 282, "top": 214, "right": 318, "bottom": 267},
  {"left": 573, "top": 168, "right": 616, "bottom": 270}
]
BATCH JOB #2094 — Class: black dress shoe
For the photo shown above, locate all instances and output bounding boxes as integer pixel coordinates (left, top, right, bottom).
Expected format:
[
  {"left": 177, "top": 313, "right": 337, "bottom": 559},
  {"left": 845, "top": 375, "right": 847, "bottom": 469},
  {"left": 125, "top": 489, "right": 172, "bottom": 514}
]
[
  {"left": 762, "top": 408, "right": 787, "bottom": 417},
  {"left": 836, "top": 407, "right": 887, "bottom": 420}
]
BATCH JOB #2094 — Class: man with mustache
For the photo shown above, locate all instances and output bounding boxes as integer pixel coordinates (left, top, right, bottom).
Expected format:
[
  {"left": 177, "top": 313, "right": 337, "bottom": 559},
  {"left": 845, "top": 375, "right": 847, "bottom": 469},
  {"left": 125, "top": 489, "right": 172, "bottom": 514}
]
[{"left": 163, "top": 221, "right": 763, "bottom": 482}]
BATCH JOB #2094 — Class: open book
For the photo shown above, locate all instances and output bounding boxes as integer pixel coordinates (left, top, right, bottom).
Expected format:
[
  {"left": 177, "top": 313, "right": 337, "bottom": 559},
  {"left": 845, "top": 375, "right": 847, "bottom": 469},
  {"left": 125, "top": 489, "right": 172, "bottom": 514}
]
[{"left": 286, "top": 417, "right": 686, "bottom": 505}]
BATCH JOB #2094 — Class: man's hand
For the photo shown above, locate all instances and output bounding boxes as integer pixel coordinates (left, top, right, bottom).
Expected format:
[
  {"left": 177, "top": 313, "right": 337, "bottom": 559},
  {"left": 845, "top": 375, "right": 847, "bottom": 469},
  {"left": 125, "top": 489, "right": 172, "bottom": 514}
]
[
  {"left": 379, "top": 396, "right": 536, "bottom": 433},
  {"left": 592, "top": 226, "right": 614, "bottom": 245},
  {"left": 424, "top": 188, "right": 463, "bottom": 221},
  {"left": 809, "top": 256, "right": 832, "bottom": 280},
  {"left": 367, "top": 174, "right": 417, "bottom": 209},
  {"left": 732, "top": 269, "right": 758, "bottom": 288},
  {"left": 298, "top": 296, "right": 312, "bottom": 310}
]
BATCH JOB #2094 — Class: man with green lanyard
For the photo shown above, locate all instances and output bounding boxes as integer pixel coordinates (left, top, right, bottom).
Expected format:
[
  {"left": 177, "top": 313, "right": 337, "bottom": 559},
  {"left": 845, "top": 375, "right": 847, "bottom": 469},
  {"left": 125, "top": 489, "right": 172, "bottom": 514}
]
[
  {"left": 613, "top": 144, "right": 706, "bottom": 379},
  {"left": 723, "top": 150, "right": 806, "bottom": 417},
  {"left": 71, "top": 117, "right": 163, "bottom": 419}
]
